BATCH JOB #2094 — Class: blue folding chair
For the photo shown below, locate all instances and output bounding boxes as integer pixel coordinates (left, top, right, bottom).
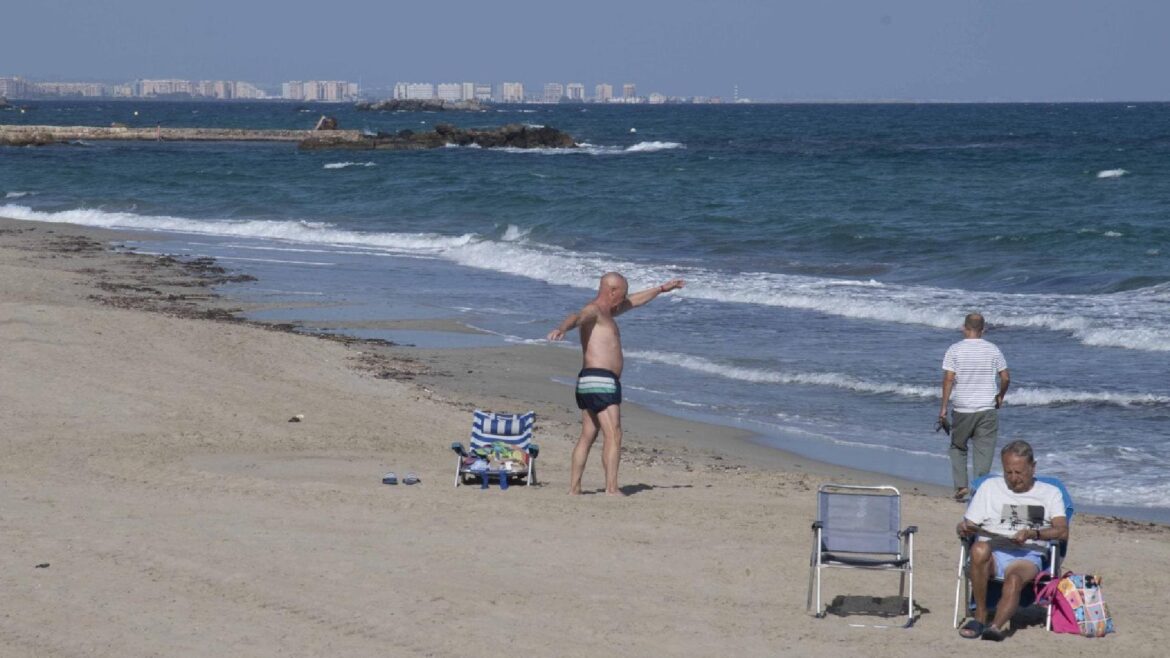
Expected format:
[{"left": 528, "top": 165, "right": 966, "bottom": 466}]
[
  {"left": 952, "top": 475, "right": 1074, "bottom": 631},
  {"left": 450, "top": 410, "right": 539, "bottom": 487},
  {"left": 807, "top": 484, "right": 918, "bottom": 626}
]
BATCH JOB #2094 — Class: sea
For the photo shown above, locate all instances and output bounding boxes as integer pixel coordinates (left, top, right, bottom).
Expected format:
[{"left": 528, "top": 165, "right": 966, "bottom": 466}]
[{"left": 3, "top": 100, "right": 1168, "bottom": 522}]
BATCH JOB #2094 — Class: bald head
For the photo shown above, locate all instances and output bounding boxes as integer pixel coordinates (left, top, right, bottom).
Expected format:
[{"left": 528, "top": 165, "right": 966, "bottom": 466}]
[
  {"left": 595, "top": 272, "right": 630, "bottom": 311},
  {"left": 600, "top": 272, "right": 627, "bottom": 291}
]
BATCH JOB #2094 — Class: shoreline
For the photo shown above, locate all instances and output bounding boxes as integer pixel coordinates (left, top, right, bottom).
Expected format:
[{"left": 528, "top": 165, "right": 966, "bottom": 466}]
[
  {"left": 3, "top": 214, "right": 1164, "bottom": 521},
  {"left": 3, "top": 216, "right": 1168, "bottom": 656}
]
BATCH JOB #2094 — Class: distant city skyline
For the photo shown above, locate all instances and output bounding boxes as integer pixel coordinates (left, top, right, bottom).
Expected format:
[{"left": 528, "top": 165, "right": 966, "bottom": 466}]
[
  {"left": 2, "top": 75, "right": 737, "bottom": 104},
  {"left": 2, "top": 1, "right": 1168, "bottom": 102}
]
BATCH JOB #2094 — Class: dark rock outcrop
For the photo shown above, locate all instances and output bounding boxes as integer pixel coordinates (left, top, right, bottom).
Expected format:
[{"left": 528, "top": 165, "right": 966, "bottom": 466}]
[
  {"left": 314, "top": 115, "right": 339, "bottom": 130},
  {"left": 0, "top": 97, "right": 9, "bottom": 109},
  {"left": 355, "top": 99, "right": 483, "bottom": 112},
  {"left": 298, "top": 123, "right": 576, "bottom": 151}
]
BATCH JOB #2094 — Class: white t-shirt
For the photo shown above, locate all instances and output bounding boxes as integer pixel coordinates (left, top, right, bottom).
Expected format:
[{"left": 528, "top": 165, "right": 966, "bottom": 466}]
[
  {"left": 942, "top": 338, "right": 1007, "bottom": 413},
  {"left": 964, "top": 476, "right": 1065, "bottom": 549}
]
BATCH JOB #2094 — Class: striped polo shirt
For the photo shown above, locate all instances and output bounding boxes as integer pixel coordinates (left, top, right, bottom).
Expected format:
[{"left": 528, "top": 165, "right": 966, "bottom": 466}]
[{"left": 942, "top": 338, "right": 1007, "bottom": 413}]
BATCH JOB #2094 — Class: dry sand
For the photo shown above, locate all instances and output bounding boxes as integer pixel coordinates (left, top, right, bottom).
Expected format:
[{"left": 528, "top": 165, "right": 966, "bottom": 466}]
[{"left": 1, "top": 217, "right": 1166, "bottom": 657}]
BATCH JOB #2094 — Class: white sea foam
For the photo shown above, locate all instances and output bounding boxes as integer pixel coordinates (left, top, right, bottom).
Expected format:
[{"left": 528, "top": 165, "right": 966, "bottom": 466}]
[
  {"left": 1096, "top": 168, "right": 1128, "bottom": 178},
  {"left": 0, "top": 204, "right": 474, "bottom": 255},
  {"left": 500, "top": 224, "right": 530, "bottom": 241},
  {"left": 5, "top": 191, "right": 32, "bottom": 198},
  {"left": 626, "top": 349, "right": 1170, "bottom": 407},
  {"left": 623, "top": 141, "right": 685, "bottom": 153},
  {"left": 1102, "top": 231, "right": 1123, "bottom": 237},
  {"left": 323, "top": 161, "right": 376, "bottom": 169},
  {"left": 5, "top": 203, "right": 1169, "bottom": 352}
]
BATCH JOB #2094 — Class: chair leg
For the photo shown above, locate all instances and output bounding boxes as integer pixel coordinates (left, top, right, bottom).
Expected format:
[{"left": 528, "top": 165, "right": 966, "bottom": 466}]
[
  {"left": 806, "top": 565, "right": 816, "bottom": 612},
  {"left": 954, "top": 544, "right": 968, "bottom": 628},
  {"left": 903, "top": 569, "right": 912, "bottom": 622}
]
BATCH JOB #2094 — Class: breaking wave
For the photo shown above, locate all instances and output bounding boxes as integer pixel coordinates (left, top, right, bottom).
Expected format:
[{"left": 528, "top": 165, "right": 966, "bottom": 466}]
[
  {"left": 1097, "top": 169, "right": 1128, "bottom": 179},
  {"left": 626, "top": 349, "right": 1170, "bottom": 407},
  {"left": 3, "top": 203, "right": 1168, "bottom": 352},
  {"left": 323, "top": 161, "right": 376, "bottom": 169}
]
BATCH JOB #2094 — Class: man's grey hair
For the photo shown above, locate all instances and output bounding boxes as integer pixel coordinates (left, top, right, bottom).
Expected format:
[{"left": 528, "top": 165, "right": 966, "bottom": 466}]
[
  {"left": 1001, "top": 440, "right": 1035, "bottom": 464},
  {"left": 964, "top": 313, "right": 985, "bottom": 332}
]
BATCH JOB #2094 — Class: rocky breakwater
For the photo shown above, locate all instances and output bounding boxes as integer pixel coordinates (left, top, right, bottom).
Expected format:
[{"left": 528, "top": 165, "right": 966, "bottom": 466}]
[
  {"left": 355, "top": 99, "right": 483, "bottom": 112},
  {"left": 0, "top": 124, "right": 364, "bottom": 147},
  {"left": 298, "top": 123, "right": 577, "bottom": 151}
]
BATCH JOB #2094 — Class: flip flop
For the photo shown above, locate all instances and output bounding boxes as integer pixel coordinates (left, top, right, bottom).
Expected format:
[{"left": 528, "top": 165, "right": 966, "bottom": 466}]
[
  {"left": 981, "top": 626, "right": 1006, "bottom": 642},
  {"left": 954, "top": 487, "right": 970, "bottom": 502},
  {"left": 403, "top": 472, "right": 420, "bottom": 485},
  {"left": 958, "top": 619, "right": 984, "bottom": 639},
  {"left": 381, "top": 471, "right": 398, "bottom": 485}
]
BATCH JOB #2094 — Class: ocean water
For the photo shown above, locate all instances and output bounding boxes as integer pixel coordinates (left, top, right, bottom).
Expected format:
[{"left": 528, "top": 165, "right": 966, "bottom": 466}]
[{"left": 3, "top": 100, "right": 1169, "bottom": 520}]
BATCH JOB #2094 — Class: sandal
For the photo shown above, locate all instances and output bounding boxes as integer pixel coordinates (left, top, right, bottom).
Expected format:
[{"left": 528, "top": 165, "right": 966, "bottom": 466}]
[
  {"left": 981, "top": 625, "right": 1006, "bottom": 641},
  {"left": 954, "top": 487, "right": 970, "bottom": 502},
  {"left": 958, "top": 619, "right": 984, "bottom": 639}
]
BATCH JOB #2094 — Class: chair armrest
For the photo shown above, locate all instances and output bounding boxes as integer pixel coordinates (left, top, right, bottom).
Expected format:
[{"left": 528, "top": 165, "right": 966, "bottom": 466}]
[
  {"left": 901, "top": 525, "right": 919, "bottom": 536},
  {"left": 450, "top": 442, "right": 467, "bottom": 457},
  {"left": 811, "top": 520, "right": 823, "bottom": 530},
  {"left": 526, "top": 444, "right": 539, "bottom": 458}
]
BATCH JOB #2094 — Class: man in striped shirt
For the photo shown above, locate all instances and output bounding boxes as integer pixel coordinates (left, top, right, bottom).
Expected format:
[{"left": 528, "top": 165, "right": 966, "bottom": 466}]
[{"left": 940, "top": 313, "right": 1011, "bottom": 501}]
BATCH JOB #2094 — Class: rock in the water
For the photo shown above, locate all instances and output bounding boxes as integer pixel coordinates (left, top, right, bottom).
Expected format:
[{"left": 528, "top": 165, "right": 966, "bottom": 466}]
[
  {"left": 354, "top": 99, "right": 483, "bottom": 112},
  {"left": 314, "top": 115, "right": 339, "bottom": 130},
  {"left": 298, "top": 123, "right": 577, "bottom": 151}
]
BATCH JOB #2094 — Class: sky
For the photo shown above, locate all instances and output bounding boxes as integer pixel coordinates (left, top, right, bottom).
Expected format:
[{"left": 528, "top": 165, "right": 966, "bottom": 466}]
[{"left": 3, "top": 0, "right": 1168, "bottom": 101}]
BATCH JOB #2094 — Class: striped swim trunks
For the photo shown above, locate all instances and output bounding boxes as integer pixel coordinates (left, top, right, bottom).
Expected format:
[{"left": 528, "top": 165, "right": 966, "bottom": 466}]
[{"left": 575, "top": 368, "right": 622, "bottom": 412}]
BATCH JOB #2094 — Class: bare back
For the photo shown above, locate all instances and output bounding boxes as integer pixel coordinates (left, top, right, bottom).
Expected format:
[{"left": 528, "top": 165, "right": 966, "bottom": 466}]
[{"left": 579, "top": 303, "right": 624, "bottom": 376}]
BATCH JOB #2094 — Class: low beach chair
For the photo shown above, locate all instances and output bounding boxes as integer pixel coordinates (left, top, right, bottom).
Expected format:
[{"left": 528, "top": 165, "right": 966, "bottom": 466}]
[
  {"left": 450, "top": 410, "right": 539, "bottom": 488},
  {"left": 952, "top": 475, "right": 1074, "bottom": 631},
  {"left": 807, "top": 484, "right": 917, "bottom": 627}
]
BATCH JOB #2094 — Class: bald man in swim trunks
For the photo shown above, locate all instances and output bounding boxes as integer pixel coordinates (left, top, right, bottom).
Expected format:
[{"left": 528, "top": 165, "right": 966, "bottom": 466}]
[{"left": 547, "top": 272, "right": 685, "bottom": 495}]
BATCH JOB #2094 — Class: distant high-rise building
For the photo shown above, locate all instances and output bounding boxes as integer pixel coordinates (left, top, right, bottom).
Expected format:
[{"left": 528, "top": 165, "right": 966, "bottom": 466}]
[
  {"left": 436, "top": 83, "right": 463, "bottom": 102},
  {"left": 283, "top": 81, "right": 304, "bottom": 100},
  {"left": 473, "top": 83, "right": 492, "bottom": 102},
  {"left": 647, "top": 92, "right": 667, "bottom": 104},
  {"left": 32, "top": 82, "right": 106, "bottom": 97},
  {"left": 460, "top": 82, "right": 475, "bottom": 101},
  {"left": 283, "top": 80, "right": 358, "bottom": 101},
  {"left": 0, "top": 76, "right": 31, "bottom": 98},
  {"left": 565, "top": 83, "right": 585, "bottom": 101},
  {"left": 500, "top": 82, "right": 524, "bottom": 103},
  {"left": 400, "top": 83, "right": 435, "bottom": 100},
  {"left": 622, "top": 83, "right": 636, "bottom": 99},
  {"left": 594, "top": 83, "right": 613, "bottom": 103},
  {"left": 542, "top": 82, "right": 564, "bottom": 103},
  {"left": 140, "top": 79, "right": 193, "bottom": 97}
]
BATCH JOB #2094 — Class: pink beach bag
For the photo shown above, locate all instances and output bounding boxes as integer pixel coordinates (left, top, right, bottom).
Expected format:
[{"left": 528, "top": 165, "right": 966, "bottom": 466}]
[{"left": 1035, "top": 571, "right": 1115, "bottom": 637}]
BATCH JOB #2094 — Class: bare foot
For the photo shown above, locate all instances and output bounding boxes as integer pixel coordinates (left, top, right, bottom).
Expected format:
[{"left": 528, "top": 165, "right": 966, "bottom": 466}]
[
  {"left": 568, "top": 488, "right": 582, "bottom": 495},
  {"left": 605, "top": 489, "right": 627, "bottom": 497}
]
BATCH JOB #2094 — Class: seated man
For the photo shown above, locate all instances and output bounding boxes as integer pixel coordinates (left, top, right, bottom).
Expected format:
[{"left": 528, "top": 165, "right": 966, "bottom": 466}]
[{"left": 956, "top": 440, "right": 1069, "bottom": 641}]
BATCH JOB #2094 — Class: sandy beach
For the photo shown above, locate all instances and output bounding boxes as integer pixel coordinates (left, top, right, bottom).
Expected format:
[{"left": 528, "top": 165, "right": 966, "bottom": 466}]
[{"left": 2, "top": 217, "right": 1166, "bottom": 657}]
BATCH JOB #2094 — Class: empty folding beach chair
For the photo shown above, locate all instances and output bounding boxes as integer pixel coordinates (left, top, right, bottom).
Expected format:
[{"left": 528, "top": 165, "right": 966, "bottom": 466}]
[
  {"left": 807, "top": 484, "right": 917, "bottom": 627},
  {"left": 450, "top": 410, "right": 539, "bottom": 487},
  {"left": 953, "top": 475, "right": 1073, "bottom": 632}
]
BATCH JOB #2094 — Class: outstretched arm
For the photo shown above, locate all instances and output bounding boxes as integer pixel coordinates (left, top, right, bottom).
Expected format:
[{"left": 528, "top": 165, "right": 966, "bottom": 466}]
[
  {"left": 547, "top": 304, "right": 599, "bottom": 341},
  {"left": 617, "top": 279, "right": 685, "bottom": 315}
]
